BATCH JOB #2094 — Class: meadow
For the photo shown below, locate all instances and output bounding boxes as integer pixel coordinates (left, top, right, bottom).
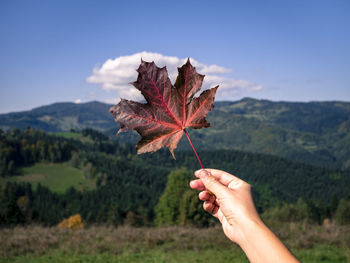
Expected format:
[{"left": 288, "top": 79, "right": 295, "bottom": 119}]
[
  {"left": 0, "top": 162, "right": 95, "bottom": 193},
  {"left": 0, "top": 223, "right": 349, "bottom": 263},
  {"left": 1, "top": 129, "right": 350, "bottom": 262}
]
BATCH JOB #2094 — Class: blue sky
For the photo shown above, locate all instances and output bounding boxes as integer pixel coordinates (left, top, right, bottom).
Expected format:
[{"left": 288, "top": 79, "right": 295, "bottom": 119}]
[{"left": 0, "top": 0, "right": 349, "bottom": 113}]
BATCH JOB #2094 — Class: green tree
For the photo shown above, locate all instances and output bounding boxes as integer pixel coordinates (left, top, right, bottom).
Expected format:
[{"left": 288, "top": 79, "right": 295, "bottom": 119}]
[
  {"left": 0, "top": 186, "right": 8, "bottom": 223},
  {"left": 179, "top": 190, "right": 211, "bottom": 226},
  {"left": 335, "top": 199, "right": 350, "bottom": 225},
  {"left": 155, "top": 168, "right": 192, "bottom": 225},
  {"left": 83, "top": 162, "right": 92, "bottom": 179},
  {"left": 69, "top": 151, "right": 81, "bottom": 168}
]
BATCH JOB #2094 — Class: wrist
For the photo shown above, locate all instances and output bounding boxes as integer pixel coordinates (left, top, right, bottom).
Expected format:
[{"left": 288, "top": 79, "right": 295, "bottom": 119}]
[
  {"left": 235, "top": 216, "right": 265, "bottom": 249},
  {"left": 235, "top": 217, "right": 300, "bottom": 263}
]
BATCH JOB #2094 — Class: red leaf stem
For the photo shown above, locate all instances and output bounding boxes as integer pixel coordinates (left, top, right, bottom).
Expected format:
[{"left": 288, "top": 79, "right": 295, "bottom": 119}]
[{"left": 184, "top": 129, "right": 203, "bottom": 170}]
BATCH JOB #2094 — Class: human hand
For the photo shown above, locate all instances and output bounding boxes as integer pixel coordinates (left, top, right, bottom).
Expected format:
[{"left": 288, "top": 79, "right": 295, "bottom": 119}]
[
  {"left": 190, "top": 169, "right": 300, "bottom": 263},
  {"left": 189, "top": 169, "right": 261, "bottom": 245}
]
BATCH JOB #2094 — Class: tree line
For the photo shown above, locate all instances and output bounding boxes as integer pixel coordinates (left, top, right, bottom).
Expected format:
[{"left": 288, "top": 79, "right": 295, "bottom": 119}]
[{"left": 0, "top": 128, "right": 349, "bottom": 226}]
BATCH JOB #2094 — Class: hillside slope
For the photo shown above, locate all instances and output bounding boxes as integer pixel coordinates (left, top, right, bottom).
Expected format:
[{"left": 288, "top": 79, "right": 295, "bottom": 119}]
[
  {"left": 188, "top": 98, "right": 350, "bottom": 168},
  {"left": 1, "top": 98, "right": 350, "bottom": 168},
  {"left": 0, "top": 101, "right": 114, "bottom": 132}
]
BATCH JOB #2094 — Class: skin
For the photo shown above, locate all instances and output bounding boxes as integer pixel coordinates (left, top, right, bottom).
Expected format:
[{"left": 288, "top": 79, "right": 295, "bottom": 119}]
[{"left": 190, "top": 169, "right": 300, "bottom": 263}]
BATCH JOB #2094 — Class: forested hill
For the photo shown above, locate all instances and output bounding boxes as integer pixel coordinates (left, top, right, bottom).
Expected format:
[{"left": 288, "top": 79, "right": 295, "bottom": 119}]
[
  {"left": 0, "top": 101, "right": 114, "bottom": 132},
  {"left": 1, "top": 128, "right": 350, "bottom": 226},
  {"left": 1, "top": 98, "right": 350, "bottom": 168}
]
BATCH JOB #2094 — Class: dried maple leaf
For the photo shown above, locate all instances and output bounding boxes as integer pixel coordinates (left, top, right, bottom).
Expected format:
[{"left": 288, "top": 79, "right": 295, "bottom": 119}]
[{"left": 109, "top": 59, "right": 218, "bottom": 162}]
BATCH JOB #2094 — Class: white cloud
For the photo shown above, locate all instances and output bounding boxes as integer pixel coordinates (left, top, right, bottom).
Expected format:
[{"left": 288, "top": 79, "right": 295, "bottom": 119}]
[
  {"left": 74, "top": 99, "right": 82, "bottom": 103},
  {"left": 86, "top": 51, "right": 262, "bottom": 101},
  {"left": 249, "top": 85, "right": 263, "bottom": 92}
]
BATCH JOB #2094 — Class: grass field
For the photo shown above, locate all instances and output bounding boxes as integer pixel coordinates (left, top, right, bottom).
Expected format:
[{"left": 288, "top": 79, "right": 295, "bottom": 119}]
[
  {"left": 0, "top": 224, "right": 349, "bottom": 263},
  {"left": 0, "top": 162, "right": 95, "bottom": 193},
  {"left": 0, "top": 246, "right": 348, "bottom": 263},
  {"left": 0, "top": 249, "right": 250, "bottom": 263},
  {"left": 52, "top": 131, "right": 95, "bottom": 143}
]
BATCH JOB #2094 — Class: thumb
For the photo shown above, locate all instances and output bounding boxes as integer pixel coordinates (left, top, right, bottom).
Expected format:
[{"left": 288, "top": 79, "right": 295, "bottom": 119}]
[{"left": 198, "top": 170, "right": 228, "bottom": 198}]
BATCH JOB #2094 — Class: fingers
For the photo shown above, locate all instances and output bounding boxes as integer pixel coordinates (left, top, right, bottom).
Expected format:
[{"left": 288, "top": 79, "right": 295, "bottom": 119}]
[
  {"left": 199, "top": 191, "right": 215, "bottom": 202},
  {"left": 195, "top": 170, "right": 228, "bottom": 197},
  {"left": 201, "top": 192, "right": 220, "bottom": 221},
  {"left": 189, "top": 179, "right": 205, "bottom": 191},
  {"left": 191, "top": 169, "right": 249, "bottom": 223},
  {"left": 195, "top": 168, "right": 246, "bottom": 190},
  {"left": 203, "top": 201, "right": 219, "bottom": 217},
  {"left": 190, "top": 180, "right": 219, "bottom": 217}
]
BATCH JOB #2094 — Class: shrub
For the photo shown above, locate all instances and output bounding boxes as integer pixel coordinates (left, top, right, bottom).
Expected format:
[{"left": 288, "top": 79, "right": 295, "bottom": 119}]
[
  {"left": 262, "top": 198, "right": 309, "bottom": 223},
  {"left": 58, "top": 214, "right": 84, "bottom": 229}
]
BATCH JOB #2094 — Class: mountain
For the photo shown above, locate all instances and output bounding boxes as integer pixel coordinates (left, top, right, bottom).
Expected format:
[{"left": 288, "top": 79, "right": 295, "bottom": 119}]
[
  {"left": 1, "top": 98, "right": 350, "bottom": 168},
  {"left": 0, "top": 101, "right": 114, "bottom": 132},
  {"left": 189, "top": 98, "right": 350, "bottom": 169}
]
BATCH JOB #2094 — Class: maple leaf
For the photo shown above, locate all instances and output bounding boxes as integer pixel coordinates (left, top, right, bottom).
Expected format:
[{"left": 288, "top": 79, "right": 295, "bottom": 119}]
[{"left": 109, "top": 59, "right": 218, "bottom": 160}]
